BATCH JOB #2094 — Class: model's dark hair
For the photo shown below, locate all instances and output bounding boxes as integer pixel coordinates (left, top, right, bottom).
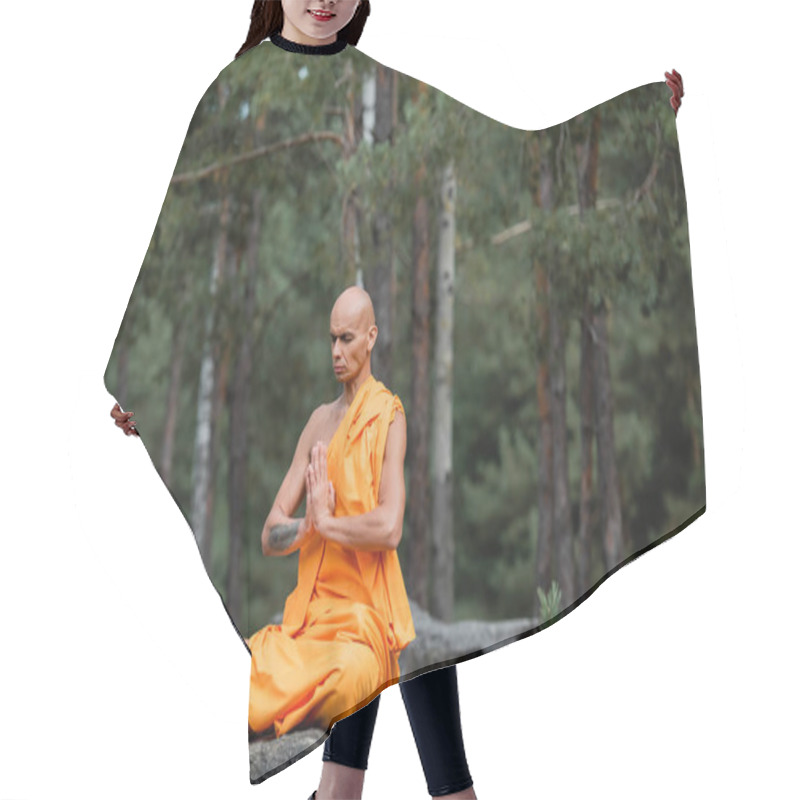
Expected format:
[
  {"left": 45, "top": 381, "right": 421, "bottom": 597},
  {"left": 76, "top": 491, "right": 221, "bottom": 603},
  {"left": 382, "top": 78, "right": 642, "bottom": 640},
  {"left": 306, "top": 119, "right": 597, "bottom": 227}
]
[{"left": 236, "top": 1, "right": 371, "bottom": 59}]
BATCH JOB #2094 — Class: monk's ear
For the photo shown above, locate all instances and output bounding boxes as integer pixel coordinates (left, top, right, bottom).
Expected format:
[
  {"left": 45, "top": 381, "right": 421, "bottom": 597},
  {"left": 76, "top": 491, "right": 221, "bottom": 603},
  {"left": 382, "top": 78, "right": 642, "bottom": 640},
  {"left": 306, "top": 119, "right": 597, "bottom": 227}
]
[{"left": 367, "top": 324, "right": 378, "bottom": 351}]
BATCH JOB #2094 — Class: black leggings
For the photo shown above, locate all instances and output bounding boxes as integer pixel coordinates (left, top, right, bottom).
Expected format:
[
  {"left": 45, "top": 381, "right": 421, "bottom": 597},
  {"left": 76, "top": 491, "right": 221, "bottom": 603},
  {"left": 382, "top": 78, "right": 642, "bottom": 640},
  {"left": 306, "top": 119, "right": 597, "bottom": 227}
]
[{"left": 322, "top": 665, "right": 473, "bottom": 797}]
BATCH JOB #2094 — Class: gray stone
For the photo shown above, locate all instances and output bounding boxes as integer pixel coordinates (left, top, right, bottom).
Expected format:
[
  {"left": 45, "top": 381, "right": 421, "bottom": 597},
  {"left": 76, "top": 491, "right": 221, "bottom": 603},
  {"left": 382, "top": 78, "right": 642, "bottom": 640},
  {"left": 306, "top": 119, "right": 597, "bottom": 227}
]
[
  {"left": 399, "top": 600, "right": 536, "bottom": 674},
  {"left": 249, "top": 727, "right": 326, "bottom": 783}
]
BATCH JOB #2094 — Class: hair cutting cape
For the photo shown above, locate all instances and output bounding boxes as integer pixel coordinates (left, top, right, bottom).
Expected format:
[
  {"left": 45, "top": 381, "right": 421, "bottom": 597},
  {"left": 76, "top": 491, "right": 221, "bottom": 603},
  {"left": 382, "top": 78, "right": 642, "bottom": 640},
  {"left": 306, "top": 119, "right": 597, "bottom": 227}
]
[{"left": 104, "top": 35, "right": 705, "bottom": 783}]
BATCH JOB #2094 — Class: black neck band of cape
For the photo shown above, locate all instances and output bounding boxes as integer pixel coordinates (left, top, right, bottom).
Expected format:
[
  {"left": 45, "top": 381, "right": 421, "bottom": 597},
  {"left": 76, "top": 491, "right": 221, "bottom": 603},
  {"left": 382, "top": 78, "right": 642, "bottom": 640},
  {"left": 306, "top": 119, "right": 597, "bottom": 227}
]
[{"left": 270, "top": 31, "right": 348, "bottom": 55}]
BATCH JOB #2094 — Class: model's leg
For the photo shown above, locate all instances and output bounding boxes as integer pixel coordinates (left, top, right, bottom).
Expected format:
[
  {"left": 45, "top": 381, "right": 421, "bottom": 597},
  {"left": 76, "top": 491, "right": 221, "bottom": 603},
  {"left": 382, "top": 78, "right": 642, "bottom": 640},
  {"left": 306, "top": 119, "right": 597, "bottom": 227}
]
[
  {"left": 400, "top": 666, "right": 476, "bottom": 799},
  {"left": 314, "top": 694, "right": 381, "bottom": 800}
]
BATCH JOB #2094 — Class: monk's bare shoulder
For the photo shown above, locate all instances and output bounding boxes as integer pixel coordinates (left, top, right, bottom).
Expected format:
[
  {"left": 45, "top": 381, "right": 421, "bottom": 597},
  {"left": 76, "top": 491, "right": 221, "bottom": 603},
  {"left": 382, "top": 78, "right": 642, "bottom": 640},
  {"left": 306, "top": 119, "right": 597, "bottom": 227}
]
[{"left": 294, "top": 405, "right": 324, "bottom": 454}]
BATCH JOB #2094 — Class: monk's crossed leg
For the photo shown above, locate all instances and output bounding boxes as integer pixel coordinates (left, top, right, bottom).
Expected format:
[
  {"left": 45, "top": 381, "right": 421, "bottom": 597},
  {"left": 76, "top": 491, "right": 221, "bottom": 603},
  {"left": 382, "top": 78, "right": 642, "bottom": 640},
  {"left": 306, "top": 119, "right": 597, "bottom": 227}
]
[{"left": 249, "top": 604, "right": 386, "bottom": 736}]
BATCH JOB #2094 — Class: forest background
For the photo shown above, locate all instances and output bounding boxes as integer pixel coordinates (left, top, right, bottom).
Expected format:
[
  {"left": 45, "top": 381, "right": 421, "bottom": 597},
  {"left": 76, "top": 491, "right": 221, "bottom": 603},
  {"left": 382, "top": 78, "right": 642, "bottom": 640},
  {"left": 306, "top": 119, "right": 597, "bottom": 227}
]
[{"left": 105, "top": 48, "right": 703, "bottom": 637}]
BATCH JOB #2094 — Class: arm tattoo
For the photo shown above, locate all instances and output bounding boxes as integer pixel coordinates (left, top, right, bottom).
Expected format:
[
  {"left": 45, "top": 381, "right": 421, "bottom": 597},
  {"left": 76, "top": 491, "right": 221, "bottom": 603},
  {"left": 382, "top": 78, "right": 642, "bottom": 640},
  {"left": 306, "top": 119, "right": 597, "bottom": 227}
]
[{"left": 268, "top": 520, "right": 300, "bottom": 553}]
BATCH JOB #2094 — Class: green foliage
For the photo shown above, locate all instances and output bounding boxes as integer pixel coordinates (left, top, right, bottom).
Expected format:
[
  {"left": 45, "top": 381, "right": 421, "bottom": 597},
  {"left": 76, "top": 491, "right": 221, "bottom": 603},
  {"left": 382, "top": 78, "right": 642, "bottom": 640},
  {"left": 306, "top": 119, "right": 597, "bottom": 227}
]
[
  {"left": 459, "top": 425, "right": 538, "bottom": 618},
  {"left": 537, "top": 581, "right": 563, "bottom": 623},
  {"left": 104, "top": 47, "right": 703, "bottom": 631}
]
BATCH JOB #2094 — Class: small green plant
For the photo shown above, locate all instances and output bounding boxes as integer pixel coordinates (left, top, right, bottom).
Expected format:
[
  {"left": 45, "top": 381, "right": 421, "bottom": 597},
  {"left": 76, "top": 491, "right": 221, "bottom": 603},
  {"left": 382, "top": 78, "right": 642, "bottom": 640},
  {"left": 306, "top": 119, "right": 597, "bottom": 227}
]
[{"left": 536, "top": 580, "right": 562, "bottom": 622}]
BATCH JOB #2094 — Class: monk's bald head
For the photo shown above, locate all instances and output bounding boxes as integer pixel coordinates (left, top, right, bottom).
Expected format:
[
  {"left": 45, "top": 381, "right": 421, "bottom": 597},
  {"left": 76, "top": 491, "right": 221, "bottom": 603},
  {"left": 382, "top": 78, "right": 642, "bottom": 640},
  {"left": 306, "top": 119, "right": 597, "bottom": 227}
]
[
  {"left": 329, "top": 286, "right": 378, "bottom": 383},
  {"left": 330, "top": 286, "right": 376, "bottom": 333}
]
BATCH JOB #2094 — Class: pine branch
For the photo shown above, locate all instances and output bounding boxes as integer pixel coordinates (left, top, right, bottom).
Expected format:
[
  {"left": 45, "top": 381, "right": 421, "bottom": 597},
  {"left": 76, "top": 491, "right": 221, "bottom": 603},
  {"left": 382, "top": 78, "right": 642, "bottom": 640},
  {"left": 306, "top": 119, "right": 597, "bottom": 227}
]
[{"left": 170, "top": 131, "right": 347, "bottom": 184}]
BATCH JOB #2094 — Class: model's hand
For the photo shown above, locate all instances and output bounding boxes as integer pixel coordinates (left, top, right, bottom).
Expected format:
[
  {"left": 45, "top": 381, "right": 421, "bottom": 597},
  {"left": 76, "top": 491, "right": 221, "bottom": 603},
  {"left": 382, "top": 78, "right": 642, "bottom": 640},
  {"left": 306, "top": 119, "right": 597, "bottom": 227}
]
[
  {"left": 111, "top": 402, "right": 139, "bottom": 436},
  {"left": 665, "top": 69, "right": 684, "bottom": 116},
  {"left": 306, "top": 441, "right": 335, "bottom": 530}
]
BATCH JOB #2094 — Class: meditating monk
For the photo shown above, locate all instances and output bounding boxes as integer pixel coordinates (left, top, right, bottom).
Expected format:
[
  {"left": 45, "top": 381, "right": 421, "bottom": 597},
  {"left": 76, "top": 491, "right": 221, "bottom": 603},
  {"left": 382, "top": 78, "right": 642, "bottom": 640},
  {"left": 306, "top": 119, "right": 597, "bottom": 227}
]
[{"left": 246, "top": 284, "right": 415, "bottom": 738}]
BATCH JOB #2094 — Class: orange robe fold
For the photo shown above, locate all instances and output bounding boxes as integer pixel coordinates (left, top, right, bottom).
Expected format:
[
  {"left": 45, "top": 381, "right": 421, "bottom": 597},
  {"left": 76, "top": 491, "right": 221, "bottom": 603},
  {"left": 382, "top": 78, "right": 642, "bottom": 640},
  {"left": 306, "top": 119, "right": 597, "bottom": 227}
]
[{"left": 248, "top": 374, "right": 415, "bottom": 736}]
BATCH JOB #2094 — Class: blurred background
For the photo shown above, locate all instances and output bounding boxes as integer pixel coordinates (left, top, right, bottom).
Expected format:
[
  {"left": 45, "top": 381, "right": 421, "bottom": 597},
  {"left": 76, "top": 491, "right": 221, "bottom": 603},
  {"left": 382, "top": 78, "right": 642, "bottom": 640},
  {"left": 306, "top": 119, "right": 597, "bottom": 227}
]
[{"left": 105, "top": 48, "right": 704, "bottom": 640}]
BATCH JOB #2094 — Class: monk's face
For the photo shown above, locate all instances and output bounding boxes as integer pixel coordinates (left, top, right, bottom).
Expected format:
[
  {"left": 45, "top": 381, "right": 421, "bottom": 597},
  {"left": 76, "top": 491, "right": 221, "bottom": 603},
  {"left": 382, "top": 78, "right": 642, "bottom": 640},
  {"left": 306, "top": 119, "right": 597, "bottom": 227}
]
[{"left": 329, "top": 299, "right": 376, "bottom": 383}]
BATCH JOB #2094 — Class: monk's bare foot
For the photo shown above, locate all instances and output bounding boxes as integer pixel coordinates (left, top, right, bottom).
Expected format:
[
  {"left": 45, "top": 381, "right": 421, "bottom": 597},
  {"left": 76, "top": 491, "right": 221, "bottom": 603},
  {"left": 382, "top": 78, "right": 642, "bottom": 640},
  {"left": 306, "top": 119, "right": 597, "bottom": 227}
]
[{"left": 316, "top": 761, "right": 365, "bottom": 800}]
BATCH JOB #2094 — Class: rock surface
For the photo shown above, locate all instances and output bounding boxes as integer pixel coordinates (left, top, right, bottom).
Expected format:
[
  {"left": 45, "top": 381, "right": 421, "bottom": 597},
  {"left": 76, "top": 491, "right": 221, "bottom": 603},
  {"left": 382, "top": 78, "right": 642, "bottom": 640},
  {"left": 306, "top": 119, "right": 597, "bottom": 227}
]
[
  {"left": 399, "top": 600, "right": 536, "bottom": 673},
  {"left": 250, "top": 727, "right": 326, "bottom": 783}
]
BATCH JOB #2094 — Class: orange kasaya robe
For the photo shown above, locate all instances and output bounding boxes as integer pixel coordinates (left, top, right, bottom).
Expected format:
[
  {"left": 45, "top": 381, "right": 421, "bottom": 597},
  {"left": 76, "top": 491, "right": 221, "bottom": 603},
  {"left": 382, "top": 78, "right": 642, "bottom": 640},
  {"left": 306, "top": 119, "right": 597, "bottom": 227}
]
[{"left": 247, "top": 374, "right": 416, "bottom": 737}]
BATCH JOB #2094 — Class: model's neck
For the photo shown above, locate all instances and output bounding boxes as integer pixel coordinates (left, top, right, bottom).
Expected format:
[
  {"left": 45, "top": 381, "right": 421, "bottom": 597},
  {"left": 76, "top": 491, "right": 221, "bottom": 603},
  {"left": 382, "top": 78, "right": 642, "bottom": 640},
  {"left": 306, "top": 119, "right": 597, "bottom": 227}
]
[{"left": 270, "top": 30, "right": 348, "bottom": 56}]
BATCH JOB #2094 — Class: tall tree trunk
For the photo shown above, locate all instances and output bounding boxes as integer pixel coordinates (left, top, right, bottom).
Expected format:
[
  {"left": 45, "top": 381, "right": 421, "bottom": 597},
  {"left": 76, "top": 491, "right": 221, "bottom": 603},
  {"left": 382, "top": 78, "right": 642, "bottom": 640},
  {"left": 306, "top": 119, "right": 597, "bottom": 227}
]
[
  {"left": 191, "top": 188, "right": 229, "bottom": 555},
  {"left": 161, "top": 316, "right": 186, "bottom": 487},
  {"left": 361, "top": 66, "right": 376, "bottom": 145},
  {"left": 340, "top": 59, "right": 363, "bottom": 283},
  {"left": 575, "top": 112, "right": 601, "bottom": 213},
  {"left": 576, "top": 303, "right": 594, "bottom": 591},
  {"left": 574, "top": 109, "right": 624, "bottom": 571},
  {"left": 431, "top": 161, "right": 456, "bottom": 622},
  {"left": 593, "top": 302, "right": 623, "bottom": 569},
  {"left": 532, "top": 130, "right": 558, "bottom": 615},
  {"left": 201, "top": 335, "right": 230, "bottom": 565},
  {"left": 226, "top": 187, "right": 262, "bottom": 627},
  {"left": 365, "top": 64, "right": 397, "bottom": 385},
  {"left": 687, "top": 377, "right": 702, "bottom": 468},
  {"left": 190, "top": 82, "right": 231, "bottom": 556},
  {"left": 548, "top": 268, "right": 574, "bottom": 605},
  {"left": 534, "top": 258, "right": 554, "bottom": 603},
  {"left": 407, "top": 155, "right": 432, "bottom": 610},
  {"left": 575, "top": 111, "right": 601, "bottom": 591},
  {"left": 116, "top": 332, "right": 129, "bottom": 411}
]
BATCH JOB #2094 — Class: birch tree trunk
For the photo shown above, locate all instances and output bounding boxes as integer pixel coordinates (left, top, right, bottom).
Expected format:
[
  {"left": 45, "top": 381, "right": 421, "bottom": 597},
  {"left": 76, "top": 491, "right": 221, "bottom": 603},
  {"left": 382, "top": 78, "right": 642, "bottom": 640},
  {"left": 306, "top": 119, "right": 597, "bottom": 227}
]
[
  {"left": 340, "top": 59, "right": 363, "bottom": 283},
  {"left": 407, "top": 153, "right": 432, "bottom": 609},
  {"left": 161, "top": 316, "right": 186, "bottom": 487},
  {"left": 431, "top": 161, "right": 456, "bottom": 622},
  {"left": 190, "top": 189, "right": 229, "bottom": 556},
  {"left": 226, "top": 187, "right": 262, "bottom": 626},
  {"left": 202, "top": 335, "right": 231, "bottom": 565},
  {"left": 364, "top": 64, "right": 396, "bottom": 385}
]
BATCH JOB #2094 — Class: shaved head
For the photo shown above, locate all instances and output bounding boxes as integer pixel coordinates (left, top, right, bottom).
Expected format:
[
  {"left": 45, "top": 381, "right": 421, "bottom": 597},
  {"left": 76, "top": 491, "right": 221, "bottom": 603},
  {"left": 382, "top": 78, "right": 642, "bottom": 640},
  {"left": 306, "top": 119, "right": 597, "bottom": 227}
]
[
  {"left": 330, "top": 285, "right": 376, "bottom": 332},
  {"left": 329, "top": 286, "right": 378, "bottom": 386}
]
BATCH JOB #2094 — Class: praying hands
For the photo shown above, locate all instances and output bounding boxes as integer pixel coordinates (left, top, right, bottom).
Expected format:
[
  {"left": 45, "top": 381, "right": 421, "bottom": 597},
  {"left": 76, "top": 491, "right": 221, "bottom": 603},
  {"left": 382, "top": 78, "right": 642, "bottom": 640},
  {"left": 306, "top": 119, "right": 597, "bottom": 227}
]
[{"left": 305, "top": 441, "right": 336, "bottom": 531}]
